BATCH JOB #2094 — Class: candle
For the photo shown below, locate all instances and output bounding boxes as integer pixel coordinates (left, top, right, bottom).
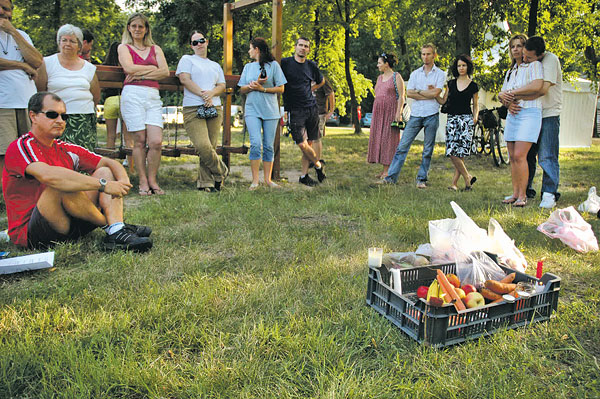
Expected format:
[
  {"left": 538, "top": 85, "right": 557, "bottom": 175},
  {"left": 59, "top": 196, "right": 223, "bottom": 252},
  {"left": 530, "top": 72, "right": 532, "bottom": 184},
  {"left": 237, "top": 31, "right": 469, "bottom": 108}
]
[{"left": 368, "top": 247, "right": 383, "bottom": 267}]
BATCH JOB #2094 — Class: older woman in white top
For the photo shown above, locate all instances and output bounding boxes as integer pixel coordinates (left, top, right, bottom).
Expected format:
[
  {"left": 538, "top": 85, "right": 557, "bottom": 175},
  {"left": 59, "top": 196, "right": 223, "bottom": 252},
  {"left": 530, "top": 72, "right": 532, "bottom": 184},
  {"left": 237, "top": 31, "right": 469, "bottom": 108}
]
[
  {"left": 498, "top": 34, "right": 543, "bottom": 207},
  {"left": 35, "top": 24, "right": 100, "bottom": 151}
]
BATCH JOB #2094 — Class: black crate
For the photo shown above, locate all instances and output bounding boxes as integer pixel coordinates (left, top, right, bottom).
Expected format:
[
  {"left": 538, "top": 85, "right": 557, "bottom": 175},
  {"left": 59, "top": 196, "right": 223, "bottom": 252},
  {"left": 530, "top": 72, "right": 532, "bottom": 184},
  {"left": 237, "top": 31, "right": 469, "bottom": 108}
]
[{"left": 366, "top": 263, "right": 561, "bottom": 348}]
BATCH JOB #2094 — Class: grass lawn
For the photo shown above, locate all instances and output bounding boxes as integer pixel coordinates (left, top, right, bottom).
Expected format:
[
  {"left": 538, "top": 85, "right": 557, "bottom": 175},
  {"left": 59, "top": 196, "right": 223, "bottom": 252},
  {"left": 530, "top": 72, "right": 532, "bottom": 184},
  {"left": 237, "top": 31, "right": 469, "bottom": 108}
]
[{"left": 0, "top": 127, "right": 599, "bottom": 398}]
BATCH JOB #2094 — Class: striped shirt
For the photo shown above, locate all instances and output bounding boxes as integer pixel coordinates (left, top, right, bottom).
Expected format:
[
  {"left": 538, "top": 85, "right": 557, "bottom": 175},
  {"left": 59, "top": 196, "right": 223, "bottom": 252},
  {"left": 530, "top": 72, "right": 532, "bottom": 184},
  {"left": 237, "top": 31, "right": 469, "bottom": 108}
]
[
  {"left": 501, "top": 61, "right": 544, "bottom": 109},
  {"left": 2, "top": 133, "right": 101, "bottom": 246}
]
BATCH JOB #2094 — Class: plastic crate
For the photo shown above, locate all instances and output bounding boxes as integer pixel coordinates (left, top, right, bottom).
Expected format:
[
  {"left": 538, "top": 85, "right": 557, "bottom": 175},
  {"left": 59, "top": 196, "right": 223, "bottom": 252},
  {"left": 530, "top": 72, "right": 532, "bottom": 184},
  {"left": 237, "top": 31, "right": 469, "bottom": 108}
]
[{"left": 366, "top": 263, "right": 560, "bottom": 348}]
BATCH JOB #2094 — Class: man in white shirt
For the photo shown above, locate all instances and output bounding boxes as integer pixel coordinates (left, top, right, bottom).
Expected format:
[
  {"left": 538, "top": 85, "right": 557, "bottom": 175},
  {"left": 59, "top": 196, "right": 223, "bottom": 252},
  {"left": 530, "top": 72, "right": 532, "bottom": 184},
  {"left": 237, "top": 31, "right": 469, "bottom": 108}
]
[
  {"left": 0, "top": 0, "right": 42, "bottom": 184},
  {"left": 502, "top": 36, "right": 562, "bottom": 209},
  {"left": 382, "top": 43, "right": 446, "bottom": 187}
]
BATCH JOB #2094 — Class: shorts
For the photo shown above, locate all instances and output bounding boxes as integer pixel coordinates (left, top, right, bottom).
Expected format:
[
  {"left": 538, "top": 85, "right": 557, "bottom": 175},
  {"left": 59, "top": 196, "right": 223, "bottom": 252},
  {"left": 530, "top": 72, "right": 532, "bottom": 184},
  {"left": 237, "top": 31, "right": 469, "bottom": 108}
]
[
  {"left": 104, "top": 95, "right": 121, "bottom": 120},
  {"left": 27, "top": 206, "right": 97, "bottom": 249},
  {"left": 0, "top": 108, "right": 30, "bottom": 154},
  {"left": 120, "top": 85, "right": 163, "bottom": 132},
  {"left": 317, "top": 114, "right": 327, "bottom": 139},
  {"left": 504, "top": 107, "right": 542, "bottom": 143},
  {"left": 288, "top": 106, "right": 319, "bottom": 144}
]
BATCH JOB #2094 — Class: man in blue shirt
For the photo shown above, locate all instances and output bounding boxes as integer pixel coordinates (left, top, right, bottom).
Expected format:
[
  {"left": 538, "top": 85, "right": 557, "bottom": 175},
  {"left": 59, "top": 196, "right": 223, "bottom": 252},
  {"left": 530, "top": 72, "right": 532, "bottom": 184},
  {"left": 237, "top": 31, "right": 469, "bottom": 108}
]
[{"left": 281, "top": 37, "right": 327, "bottom": 186}]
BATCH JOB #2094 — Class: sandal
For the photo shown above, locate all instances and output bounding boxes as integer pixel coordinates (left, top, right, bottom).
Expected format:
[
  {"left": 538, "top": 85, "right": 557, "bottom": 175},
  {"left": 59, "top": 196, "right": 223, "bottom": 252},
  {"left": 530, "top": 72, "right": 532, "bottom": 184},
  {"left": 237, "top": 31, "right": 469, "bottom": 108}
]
[
  {"left": 150, "top": 187, "right": 165, "bottom": 195},
  {"left": 266, "top": 181, "right": 282, "bottom": 189},
  {"left": 448, "top": 185, "right": 458, "bottom": 191},
  {"left": 139, "top": 188, "right": 153, "bottom": 196},
  {"left": 249, "top": 183, "right": 260, "bottom": 191},
  {"left": 502, "top": 197, "right": 517, "bottom": 204},
  {"left": 512, "top": 198, "right": 527, "bottom": 207}
]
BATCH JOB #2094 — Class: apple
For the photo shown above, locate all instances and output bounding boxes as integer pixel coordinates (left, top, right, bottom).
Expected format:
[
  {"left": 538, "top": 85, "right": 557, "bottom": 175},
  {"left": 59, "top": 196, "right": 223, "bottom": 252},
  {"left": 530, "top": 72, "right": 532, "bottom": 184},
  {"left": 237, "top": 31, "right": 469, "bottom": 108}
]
[
  {"left": 464, "top": 292, "right": 485, "bottom": 309},
  {"left": 455, "top": 287, "right": 466, "bottom": 299},
  {"left": 417, "top": 286, "right": 429, "bottom": 299},
  {"left": 461, "top": 284, "right": 477, "bottom": 295},
  {"left": 446, "top": 273, "right": 460, "bottom": 288},
  {"left": 429, "top": 297, "right": 444, "bottom": 307}
]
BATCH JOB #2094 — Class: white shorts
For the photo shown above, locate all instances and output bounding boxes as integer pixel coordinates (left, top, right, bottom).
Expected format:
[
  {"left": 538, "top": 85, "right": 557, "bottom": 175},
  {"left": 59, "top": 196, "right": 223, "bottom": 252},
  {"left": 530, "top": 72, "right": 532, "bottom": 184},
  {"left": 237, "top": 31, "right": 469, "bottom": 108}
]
[{"left": 120, "top": 85, "right": 163, "bottom": 132}]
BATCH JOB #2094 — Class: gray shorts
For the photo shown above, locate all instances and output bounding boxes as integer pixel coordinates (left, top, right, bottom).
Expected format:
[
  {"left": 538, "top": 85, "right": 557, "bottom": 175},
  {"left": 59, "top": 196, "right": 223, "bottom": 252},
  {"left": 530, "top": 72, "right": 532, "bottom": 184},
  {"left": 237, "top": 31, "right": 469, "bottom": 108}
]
[{"left": 0, "top": 108, "right": 30, "bottom": 154}]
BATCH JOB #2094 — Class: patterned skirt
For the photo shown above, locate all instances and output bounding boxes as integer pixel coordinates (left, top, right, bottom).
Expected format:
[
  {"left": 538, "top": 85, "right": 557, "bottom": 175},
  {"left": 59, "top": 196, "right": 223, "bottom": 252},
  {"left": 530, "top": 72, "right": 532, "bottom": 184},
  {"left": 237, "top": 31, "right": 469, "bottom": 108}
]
[
  {"left": 61, "top": 113, "right": 97, "bottom": 151},
  {"left": 445, "top": 114, "right": 474, "bottom": 157}
]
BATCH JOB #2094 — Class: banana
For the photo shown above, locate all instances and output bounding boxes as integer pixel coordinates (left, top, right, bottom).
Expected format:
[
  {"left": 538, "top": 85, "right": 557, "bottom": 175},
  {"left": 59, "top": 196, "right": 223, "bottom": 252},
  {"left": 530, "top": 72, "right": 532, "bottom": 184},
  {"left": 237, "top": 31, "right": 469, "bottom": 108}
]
[{"left": 426, "top": 280, "right": 439, "bottom": 302}]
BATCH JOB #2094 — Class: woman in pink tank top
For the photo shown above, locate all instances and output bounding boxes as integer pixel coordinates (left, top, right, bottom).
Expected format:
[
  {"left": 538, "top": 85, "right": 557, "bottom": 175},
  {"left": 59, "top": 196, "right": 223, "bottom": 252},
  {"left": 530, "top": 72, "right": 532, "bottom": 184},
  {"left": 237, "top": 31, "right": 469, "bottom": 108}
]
[{"left": 118, "top": 13, "right": 169, "bottom": 196}]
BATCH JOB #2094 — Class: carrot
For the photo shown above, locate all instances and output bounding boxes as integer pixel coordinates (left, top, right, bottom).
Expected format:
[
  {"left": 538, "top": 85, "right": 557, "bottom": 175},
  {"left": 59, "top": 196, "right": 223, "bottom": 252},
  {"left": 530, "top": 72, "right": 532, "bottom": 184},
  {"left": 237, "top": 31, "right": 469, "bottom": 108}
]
[
  {"left": 500, "top": 272, "right": 516, "bottom": 284},
  {"left": 491, "top": 297, "right": 505, "bottom": 304},
  {"left": 484, "top": 280, "right": 517, "bottom": 294},
  {"left": 480, "top": 288, "right": 502, "bottom": 301},
  {"left": 436, "top": 270, "right": 466, "bottom": 311}
]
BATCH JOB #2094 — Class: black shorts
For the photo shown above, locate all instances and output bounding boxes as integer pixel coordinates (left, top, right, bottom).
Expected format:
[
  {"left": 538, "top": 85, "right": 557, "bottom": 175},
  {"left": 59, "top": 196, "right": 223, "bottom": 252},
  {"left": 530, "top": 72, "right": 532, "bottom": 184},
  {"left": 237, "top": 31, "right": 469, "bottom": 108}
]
[
  {"left": 288, "top": 106, "right": 320, "bottom": 144},
  {"left": 27, "top": 207, "right": 97, "bottom": 249}
]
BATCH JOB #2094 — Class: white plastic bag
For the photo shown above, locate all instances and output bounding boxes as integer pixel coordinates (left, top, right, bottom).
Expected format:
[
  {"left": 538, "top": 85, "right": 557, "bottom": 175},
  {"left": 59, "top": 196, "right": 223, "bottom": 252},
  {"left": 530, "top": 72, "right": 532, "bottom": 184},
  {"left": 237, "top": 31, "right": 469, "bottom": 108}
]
[
  {"left": 487, "top": 218, "right": 527, "bottom": 272},
  {"left": 456, "top": 251, "right": 507, "bottom": 289},
  {"left": 577, "top": 186, "right": 600, "bottom": 214},
  {"left": 537, "top": 206, "right": 599, "bottom": 253}
]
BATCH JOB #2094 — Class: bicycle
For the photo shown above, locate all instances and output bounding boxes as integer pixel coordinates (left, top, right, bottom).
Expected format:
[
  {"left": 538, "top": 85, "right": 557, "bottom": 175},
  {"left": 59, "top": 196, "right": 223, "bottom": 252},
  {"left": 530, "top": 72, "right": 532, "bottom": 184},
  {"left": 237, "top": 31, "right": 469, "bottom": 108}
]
[
  {"left": 473, "top": 115, "right": 492, "bottom": 155},
  {"left": 478, "top": 107, "right": 509, "bottom": 166}
]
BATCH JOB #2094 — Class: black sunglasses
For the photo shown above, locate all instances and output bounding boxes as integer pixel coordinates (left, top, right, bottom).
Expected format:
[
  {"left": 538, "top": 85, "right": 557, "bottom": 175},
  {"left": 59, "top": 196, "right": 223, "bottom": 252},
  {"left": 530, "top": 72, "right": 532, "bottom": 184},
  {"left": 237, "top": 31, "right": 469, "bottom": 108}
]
[
  {"left": 40, "top": 110, "right": 69, "bottom": 121},
  {"left": 191, "top": 38, "right": 206, "bottom": 46}
]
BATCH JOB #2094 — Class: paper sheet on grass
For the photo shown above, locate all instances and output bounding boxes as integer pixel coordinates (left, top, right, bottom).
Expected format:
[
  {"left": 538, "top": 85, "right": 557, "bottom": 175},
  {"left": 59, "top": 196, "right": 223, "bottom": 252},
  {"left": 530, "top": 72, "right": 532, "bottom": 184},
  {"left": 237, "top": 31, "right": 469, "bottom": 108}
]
[{"left": 0, "top": 252, "right": 55, "bottom": 275}]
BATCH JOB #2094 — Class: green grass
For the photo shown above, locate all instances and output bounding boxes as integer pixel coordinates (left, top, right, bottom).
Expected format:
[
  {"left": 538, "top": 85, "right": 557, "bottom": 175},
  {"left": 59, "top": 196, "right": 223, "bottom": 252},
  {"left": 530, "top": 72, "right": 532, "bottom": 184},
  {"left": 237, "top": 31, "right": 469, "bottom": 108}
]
[{"left": 0, "top": 127, "right": 599, "bottom": 398}]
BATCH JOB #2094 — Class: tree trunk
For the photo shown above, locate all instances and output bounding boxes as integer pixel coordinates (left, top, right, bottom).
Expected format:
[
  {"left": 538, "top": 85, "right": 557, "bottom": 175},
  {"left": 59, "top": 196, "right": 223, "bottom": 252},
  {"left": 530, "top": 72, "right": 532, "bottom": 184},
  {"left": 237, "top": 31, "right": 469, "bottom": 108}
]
[
  {"left": 314, "top": 8, "right": 320, "bottom": 61},
  {"left": 455, "top": 0, "right": 471, "bottom": 55},
  {"left": 53, "top": 0, "right": 61, "bottom": 31},
  {"left": 527, "top": 0, "right": 539, "bottom": 37},
  {"left": 343, "top": 0, "right": 361, "bottom": 134}
]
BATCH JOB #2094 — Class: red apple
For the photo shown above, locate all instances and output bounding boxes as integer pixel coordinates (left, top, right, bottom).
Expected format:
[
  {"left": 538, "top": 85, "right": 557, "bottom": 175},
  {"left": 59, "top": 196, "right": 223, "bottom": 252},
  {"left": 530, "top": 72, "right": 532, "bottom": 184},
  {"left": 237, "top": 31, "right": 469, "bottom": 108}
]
[
  {"left": 464, "top": 292, "right": 485, "bottom": 309},
  {"left": 446, "top": 273, "right": 460, "bottom": 288},
  {"left": 461, "top": 284, "right": 477, "bottom": 295},
  {"left": 429, "top": 297, "right": 444, "bottom": 307},
  {"left": 455, "top": 287, "right": 466, "bottom": 299},
  {"left": 417, "top": 286, "right": 429, "bottom": 299}
]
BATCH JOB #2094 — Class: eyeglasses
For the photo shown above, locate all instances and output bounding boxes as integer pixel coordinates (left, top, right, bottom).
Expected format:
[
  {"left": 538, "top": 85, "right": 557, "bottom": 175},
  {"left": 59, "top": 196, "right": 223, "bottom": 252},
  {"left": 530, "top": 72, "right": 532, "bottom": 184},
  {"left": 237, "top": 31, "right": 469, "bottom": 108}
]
[
  {"left": 191, "top": 38, "right": 206, "bottom": 46},
  {"left": 39, "top": 110, "right": 69, "bottom": 121}
]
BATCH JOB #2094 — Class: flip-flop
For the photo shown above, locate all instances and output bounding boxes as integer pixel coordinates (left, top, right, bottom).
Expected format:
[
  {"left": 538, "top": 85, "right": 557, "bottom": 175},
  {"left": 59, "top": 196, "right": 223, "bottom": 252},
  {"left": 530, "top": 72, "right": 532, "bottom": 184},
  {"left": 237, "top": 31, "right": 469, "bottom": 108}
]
[
  {"left": 150, "top": 187, "right": 165, "bottom": 195},
  {"left": 249, "top": 183, "right": 260, "bottom": 191},
  {"left": 470, "top": 176, "right": 477, "bottom": 186},
  {"left": 266, "top": 181, "right": 282, "bottom": 189},
  {"left": 448, "top": 185, "right": 458, "bottom": 191},
  {"left": 502, "top": 197, "right": 517, "bottom": 204},
  {"left": 139, "top": 189, "right": 153, "bottom": 196},
  {"left": 512, "top": 198, "right": 527, "bottom": 207}
]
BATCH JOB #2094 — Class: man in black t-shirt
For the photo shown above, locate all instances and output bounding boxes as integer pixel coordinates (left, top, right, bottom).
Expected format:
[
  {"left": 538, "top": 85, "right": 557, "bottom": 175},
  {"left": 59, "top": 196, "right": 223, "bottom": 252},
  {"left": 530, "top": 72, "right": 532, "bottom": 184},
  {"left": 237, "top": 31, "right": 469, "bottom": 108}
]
[{"left": 281, "top": 37, "right": 327, "bottom": 186}]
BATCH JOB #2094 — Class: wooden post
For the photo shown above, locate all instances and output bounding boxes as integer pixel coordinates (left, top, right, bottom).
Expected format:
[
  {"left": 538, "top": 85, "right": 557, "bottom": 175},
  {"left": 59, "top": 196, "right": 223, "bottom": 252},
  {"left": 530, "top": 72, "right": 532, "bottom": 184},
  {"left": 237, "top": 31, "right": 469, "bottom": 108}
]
[
  {"left": 222, "top": 2, "right": 234, "bottom": 168},
  {"left": 272, "top": 0, "right": 283, "bottom": 180}
]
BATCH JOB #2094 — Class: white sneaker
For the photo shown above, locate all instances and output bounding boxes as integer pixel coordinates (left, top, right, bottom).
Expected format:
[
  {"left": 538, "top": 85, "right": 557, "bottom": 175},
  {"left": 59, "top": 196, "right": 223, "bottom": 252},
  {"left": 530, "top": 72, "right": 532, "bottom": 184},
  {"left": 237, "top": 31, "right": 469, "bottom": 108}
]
[{"left": 539, "top": 192, "right": 556, "bottom": 209}]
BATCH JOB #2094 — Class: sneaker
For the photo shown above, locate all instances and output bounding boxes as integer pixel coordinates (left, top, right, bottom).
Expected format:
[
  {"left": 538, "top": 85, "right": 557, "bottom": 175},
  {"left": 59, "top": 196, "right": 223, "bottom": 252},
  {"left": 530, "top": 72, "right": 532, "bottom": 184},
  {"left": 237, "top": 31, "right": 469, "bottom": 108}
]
[
  {"left": 124, "top": 223, "right": 152, "bottom": 237},
  {"left": 315, "top": 165, "right": 326, "bottom": 183},
  {"left": 299, "top": 174, "right": 318, "bottom": 187},
  {"left": 103, "top": 228, "right": 153, "bottom": 252},
  {"left": 526, "top": 188, "right": 537, "bottom": 199},
  {"left": 416, "top": 181, "right": 427, "bottom": 189},
  {"left": 539, "top": 192, "right": 556, "bottom": 209}
]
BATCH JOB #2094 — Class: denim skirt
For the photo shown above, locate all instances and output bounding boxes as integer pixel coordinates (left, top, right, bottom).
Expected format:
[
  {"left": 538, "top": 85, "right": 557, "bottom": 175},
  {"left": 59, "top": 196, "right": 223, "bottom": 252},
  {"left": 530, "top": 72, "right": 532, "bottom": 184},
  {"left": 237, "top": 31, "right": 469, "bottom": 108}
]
[{"left": 504, "top": 107, "right": 542, "bottom": 143}]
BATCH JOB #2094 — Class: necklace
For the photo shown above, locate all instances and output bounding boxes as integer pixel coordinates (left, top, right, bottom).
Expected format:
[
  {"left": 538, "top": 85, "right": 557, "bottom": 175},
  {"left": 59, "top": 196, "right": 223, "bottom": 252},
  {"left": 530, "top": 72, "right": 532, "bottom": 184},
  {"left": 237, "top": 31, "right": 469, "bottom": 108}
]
[
  {"left": 132, "top": 44, "right": 147, "bottom": 52},
  {"left": 0, "top": 32, "right": 10, "bottom": 55}
]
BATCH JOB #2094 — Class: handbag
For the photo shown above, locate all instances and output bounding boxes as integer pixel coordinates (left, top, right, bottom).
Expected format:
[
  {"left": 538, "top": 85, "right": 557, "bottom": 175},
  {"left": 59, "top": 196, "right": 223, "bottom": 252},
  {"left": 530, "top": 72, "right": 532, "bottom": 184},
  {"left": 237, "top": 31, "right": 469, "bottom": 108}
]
[
  {"left": 392, "top": 72, "right": 410, "bottom": 127},
  {"left": 197, "top": 104, "right": 218, "bottom": 119},
  {"left": 440, "top": 101, "right": 450, "bottom": 114}
]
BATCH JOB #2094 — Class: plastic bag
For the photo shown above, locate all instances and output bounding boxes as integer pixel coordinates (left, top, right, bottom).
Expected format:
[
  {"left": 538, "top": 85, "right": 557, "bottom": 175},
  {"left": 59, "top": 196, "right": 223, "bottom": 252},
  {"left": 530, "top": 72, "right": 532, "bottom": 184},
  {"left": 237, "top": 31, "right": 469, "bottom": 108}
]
[
  {"left": 456, "top": 251, "right": 507, "bottom": 289},
  {"left": 383, "top": 252, "right": 429, "bottom": 269},
  {"left": 487, "top": 218, "right": 527, "bottom": 272},
  {"left": 537, "top": 207, "right": 599, "bottom": 253},
  {"left": 577, "top": 186, "right": 600, "bottom": 214}
]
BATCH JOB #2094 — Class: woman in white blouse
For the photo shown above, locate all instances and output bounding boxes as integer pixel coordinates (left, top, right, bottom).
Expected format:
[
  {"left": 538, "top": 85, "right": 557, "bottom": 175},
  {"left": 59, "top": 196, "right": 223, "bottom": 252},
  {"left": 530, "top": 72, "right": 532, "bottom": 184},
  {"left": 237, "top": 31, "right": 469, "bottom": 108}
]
[
  {"left": 498, "top": 34, "right": 543, "bottom": 207},
  {"left": 36, "top": 24, "right": 100, "bottom": 151}
]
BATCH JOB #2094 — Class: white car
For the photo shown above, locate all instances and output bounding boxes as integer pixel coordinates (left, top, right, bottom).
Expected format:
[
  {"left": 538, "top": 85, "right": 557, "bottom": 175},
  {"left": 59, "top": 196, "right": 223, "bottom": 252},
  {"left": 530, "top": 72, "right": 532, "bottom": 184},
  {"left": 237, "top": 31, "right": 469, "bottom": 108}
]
[{"left": 162, "top": 106, "right": 183, "bottom": 125}]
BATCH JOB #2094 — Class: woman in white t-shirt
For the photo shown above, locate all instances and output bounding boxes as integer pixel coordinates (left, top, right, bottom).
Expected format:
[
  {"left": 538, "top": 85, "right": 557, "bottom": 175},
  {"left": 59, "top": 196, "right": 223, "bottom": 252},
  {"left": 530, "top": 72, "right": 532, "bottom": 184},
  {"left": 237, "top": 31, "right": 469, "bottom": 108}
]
[
  {"left": 35, "top": 24, "right": 100, "bottom": 151},
  {"left": 176, "top": 31, "right": 228, "bottom": 192},
  {"left": 498, "top": 34, "right": 543, "bottom": 207}
]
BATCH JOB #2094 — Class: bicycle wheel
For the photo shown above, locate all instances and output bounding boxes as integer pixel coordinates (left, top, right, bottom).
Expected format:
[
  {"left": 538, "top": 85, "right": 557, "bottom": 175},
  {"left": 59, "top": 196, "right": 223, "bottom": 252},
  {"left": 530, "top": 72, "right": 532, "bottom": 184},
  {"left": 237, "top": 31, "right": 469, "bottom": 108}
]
[
  {"left": 491, "top": 128, "right": 501, "bottom": 167},
  {"left": 473, "top": 122, "right": 484, "bottom": 153},
  {"left": 482, "top": 126, "right": 492, "bottom": 155},
  {"left": 495, "top": 126, "right": 509, "bottom": 164}
]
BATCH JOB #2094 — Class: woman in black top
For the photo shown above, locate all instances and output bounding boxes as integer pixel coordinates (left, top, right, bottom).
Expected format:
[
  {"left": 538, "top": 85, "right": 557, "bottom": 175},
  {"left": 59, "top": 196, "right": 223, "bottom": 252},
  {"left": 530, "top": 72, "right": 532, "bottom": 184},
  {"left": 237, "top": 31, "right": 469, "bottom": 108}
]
[{"left": 437, "top": 55, "right": 479, "bottom": 191}]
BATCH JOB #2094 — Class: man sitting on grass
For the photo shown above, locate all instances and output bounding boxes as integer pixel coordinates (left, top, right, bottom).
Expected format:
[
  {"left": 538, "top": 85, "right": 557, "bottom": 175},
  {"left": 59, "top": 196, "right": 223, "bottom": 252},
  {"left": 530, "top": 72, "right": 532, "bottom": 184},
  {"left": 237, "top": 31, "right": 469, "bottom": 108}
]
[{"left": 2, "top": 91, "right": 152, "bottom": 251}]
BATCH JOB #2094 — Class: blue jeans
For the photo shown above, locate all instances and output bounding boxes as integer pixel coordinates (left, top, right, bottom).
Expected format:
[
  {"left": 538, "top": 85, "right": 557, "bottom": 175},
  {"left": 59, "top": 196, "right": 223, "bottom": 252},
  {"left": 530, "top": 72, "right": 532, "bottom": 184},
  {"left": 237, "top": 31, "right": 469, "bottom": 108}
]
[
  {"left": 385, "top": 113, "right": 439, "bottom": 183},
  {"left": 246, "top": 116, "right": 279, "bottom": 162},
  {"left": 527, "top": 116, "right": 560, "bottom": 196}
]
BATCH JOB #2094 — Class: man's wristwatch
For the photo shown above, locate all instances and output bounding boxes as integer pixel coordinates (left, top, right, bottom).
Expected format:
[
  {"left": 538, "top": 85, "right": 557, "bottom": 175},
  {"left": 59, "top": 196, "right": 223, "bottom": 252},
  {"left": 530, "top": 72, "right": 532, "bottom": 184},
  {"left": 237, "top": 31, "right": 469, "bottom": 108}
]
[{"left": 98, "top": 178, "right": 107, "bottom": 193}]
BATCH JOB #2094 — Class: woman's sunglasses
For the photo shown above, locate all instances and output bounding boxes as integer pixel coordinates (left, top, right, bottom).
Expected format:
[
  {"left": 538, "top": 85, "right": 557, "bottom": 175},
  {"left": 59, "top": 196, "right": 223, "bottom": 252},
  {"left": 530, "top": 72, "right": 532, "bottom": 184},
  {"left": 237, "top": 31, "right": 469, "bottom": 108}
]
[
  {"left": 39, "top": 110, "right": 69, "bottom": 121},
  {"left": 192, "top": 38, "right": 207, "bottom": 46}
]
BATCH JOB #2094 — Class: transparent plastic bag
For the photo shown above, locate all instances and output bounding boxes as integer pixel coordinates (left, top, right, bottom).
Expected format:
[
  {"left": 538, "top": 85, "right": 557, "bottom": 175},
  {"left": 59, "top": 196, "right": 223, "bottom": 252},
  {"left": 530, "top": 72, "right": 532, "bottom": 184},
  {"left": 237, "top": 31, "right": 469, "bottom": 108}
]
[
  {"left": 487, "top": 218, "right": 527, "bottom": 272},
  {"left": 537, "top": 206, "right": 599, "bottom": 253},
  {"left": 577, "top": 186, "right": 600, "bottom": 214},
  {"left": 456, "top": 251, "right": 507, "bottom": 289}
]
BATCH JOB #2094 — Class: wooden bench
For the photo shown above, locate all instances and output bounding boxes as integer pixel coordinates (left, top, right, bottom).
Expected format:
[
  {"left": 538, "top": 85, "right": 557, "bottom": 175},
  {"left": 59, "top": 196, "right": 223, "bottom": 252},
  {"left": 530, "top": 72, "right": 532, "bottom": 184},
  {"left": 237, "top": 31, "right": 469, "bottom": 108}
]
[{"left": 95, "top": 65, "right": 247, "bottom": 159}]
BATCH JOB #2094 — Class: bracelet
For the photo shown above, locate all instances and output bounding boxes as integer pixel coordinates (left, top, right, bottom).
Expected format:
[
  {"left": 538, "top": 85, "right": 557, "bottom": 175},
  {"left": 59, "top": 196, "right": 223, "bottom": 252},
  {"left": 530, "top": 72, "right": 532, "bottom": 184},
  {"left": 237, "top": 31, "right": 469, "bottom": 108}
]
[{"left": 263, "top": 87, "right": 267, "bottom": 93}]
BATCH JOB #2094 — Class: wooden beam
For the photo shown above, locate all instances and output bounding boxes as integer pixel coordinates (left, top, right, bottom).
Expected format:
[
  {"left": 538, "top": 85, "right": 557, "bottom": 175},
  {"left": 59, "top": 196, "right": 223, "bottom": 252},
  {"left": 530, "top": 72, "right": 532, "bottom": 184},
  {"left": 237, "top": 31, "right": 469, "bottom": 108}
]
[
  {"left": 231, "top": 0, "right": 270, "bottom": 11},
  {"left": 222, "top": 2, "right": 234, "bottom": 168},
  {"left": 272, "top": 0, "right": 283, "bottom": 180}
]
